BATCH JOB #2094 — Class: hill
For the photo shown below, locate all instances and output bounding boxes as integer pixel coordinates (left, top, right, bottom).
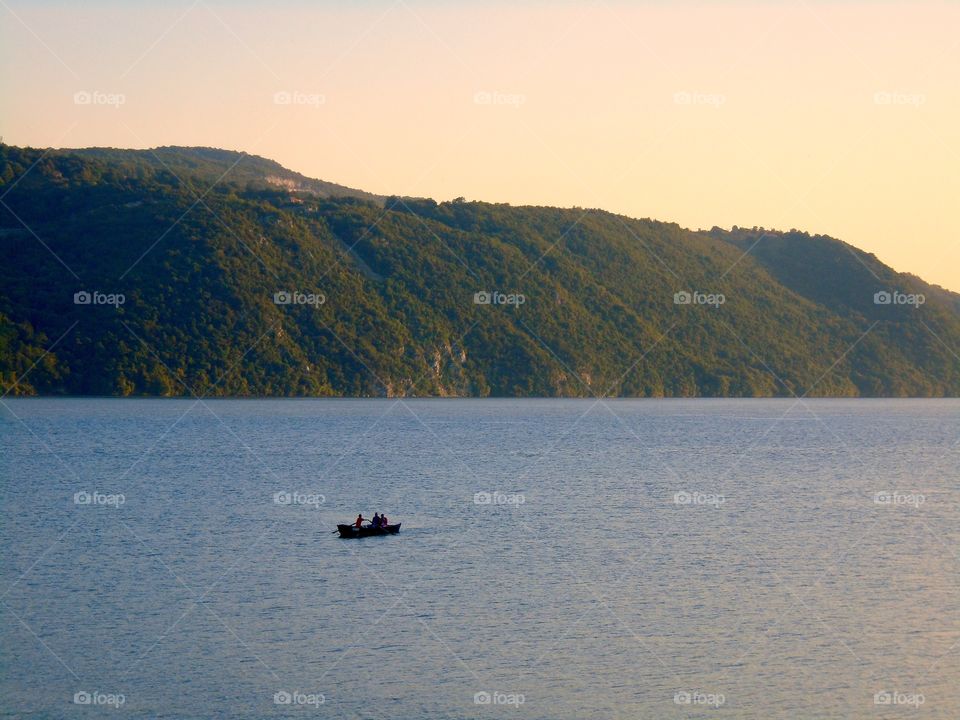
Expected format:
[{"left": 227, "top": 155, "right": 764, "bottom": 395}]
[
  {"left": 62, "top": 146, "right": 384, "bottom": 204},
  {"left": 1, "top": 144, "right": 958, "bottom": 397}
]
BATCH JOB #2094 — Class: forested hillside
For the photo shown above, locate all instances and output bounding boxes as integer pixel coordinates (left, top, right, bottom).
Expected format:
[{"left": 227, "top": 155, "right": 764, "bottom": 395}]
[{"left": 2, "top": 145, "right": 958, "bottom": 397}]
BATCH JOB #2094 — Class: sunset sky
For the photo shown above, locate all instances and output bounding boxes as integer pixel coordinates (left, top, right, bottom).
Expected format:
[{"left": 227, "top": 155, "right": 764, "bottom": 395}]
[{"left": 3, "top": 0, "right": 958, "bottom": 291}]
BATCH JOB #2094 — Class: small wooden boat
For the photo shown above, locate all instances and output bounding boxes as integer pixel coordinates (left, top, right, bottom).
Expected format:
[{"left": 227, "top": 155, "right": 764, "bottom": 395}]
[{"left": 337, "top": 523, "right": 401, "bottom": 538}]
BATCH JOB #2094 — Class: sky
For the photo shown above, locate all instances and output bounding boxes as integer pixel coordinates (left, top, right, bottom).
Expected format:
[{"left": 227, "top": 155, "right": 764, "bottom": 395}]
[{"left": 2, "top": 0, "right": 958, "bottom": 291}]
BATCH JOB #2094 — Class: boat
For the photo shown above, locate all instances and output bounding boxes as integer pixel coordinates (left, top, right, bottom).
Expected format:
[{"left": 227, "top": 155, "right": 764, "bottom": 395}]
[{"left": 337, "top": 523, "right": 401, "bottom": 538}]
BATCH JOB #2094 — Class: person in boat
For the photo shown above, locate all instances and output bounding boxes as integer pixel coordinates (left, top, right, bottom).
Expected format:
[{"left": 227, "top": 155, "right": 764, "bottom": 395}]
[
  {"left": 379, "top": 512, "right": 389, "bottom": 527},
  {"left": 354, "top": 514, "right": 366, "bottom": 529},
  {"left": 370, "top": 513, "right": 382, "bottom": 529}
]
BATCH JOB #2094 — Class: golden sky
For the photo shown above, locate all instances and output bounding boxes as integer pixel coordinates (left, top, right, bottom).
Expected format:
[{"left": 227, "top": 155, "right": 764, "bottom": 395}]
[{"left": 2, "top": 0, "right": 958, "bottom": 290}]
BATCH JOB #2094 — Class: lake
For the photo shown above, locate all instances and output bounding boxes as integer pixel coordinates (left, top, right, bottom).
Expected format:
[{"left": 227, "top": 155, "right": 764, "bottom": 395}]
[{"left": 2, "top": 398, "right": 958, "bottom": 718}]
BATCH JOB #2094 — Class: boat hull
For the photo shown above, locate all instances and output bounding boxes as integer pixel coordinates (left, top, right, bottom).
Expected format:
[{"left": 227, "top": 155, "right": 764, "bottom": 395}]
[{"left": 337, "top": 523, "right": 401, "bottom": 538}]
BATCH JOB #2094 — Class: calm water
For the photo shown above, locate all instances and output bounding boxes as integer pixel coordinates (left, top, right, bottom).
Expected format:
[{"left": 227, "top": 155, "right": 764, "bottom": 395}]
[{"left": 2, "top": 398, "right": 958, "bottom": 719}]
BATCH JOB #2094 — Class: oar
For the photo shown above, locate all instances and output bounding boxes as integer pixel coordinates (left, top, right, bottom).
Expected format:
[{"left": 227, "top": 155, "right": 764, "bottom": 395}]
[{"left": 332, "top": 524, "right": 362, "bottom": 533}]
